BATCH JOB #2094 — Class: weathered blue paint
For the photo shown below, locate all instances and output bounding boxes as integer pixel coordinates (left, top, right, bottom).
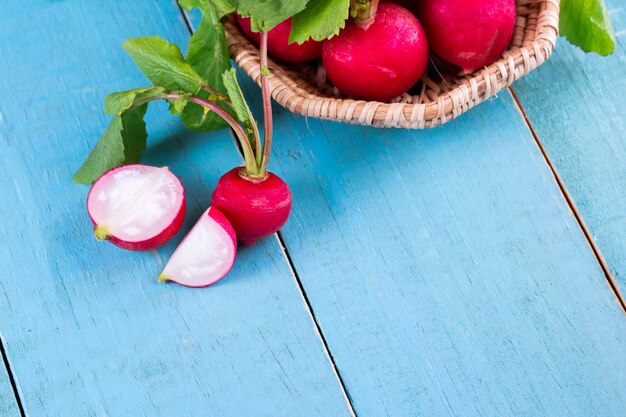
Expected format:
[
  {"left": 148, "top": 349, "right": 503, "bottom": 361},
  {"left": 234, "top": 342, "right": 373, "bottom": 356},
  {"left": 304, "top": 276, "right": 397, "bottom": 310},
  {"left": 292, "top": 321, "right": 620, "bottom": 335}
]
[
  {"left": 515, "top": 0, "right": 626, "bottom": 289},
  {"left": 0, "top": 1, "right": 351, "bottom": 416},
  {"left": 3, "top": 0, "right": 626, "bottom": 415},
  {"left": 0, "top": 359, "right": 20, "bottom": 417},
  {"left": 235, "top": 71, "right": 626, "bottom": 416}
]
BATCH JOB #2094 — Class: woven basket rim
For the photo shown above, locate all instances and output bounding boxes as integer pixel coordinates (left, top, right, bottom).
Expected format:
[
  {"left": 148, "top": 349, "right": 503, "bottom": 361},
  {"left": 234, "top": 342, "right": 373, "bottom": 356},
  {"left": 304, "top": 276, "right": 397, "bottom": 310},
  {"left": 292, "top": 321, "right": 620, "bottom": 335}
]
[{"left": 225, "top": 0, "right": 560, "bottom": 128}]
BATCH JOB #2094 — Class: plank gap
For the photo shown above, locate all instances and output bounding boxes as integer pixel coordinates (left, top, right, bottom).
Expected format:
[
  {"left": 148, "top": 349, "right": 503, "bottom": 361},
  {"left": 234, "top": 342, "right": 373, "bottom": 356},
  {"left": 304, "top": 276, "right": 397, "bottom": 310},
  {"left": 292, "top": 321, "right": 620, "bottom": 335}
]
[
  {"left": 508, "top": 87, "right": 626, "bottom": 313},
  {"left": 275, "top": 232, "right": 358, "bottom": 417},
  {"left": 224, "top": 120, "right": 358, "bottom": 417},
  {"left": 0, "top": 336, "right": 26, "bottom": 417},
  {"left": 175, "top": 0, "right": 194, "bottom": 33},
  {"left": 175, "top": 6, "right": 358, "bottom": 414}
]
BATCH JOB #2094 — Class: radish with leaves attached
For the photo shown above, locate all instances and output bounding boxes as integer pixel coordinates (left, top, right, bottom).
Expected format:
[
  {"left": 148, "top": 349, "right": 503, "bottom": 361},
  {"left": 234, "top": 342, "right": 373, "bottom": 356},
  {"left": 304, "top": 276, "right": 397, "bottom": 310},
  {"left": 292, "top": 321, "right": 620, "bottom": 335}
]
[
  {"left": 209, "top": 32, "right": 292, "bottom": 246},
  {"left": 74, "top": 2, "right": 294, "bottom": 285}
]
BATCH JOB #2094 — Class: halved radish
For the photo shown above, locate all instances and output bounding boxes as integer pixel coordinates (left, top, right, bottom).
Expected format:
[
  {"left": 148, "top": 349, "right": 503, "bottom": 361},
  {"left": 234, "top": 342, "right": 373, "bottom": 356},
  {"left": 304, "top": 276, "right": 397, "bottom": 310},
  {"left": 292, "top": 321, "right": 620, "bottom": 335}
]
[
  {"left": 157, "top": 207, "right": 237, "bottom": 288},
  {"left": 87, "top": 164, "right": 186, "bottom": 251}
]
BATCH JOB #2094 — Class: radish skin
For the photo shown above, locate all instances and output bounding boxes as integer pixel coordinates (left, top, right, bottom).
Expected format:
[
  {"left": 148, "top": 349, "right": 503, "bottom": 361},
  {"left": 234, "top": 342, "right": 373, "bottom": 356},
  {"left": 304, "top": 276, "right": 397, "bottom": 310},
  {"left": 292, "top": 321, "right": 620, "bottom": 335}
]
[
  {"left": 322, "top": 3, "right": 428, "bottom": 102},
  {"left": 211, "top": 167, "right": 292, "bottom": 246},
  {"left": 87, "top": 164, "right": 186, "bottom": 251},
  {"left": 381, "top": 0, "right": 418, "bottom": 14},
  {"left": 418, "top": 0, "right": 516, "bottom": 73}
]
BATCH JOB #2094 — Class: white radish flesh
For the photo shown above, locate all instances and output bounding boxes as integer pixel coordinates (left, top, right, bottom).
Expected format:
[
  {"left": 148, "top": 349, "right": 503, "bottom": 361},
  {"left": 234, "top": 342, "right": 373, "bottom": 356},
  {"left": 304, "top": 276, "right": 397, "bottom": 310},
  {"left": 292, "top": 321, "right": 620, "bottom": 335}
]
[
  {"left": 87, "top": 164, "right": 185, "bottom": 251},
  {"left": 158, "top": 206, "right": 237, "bottom": 287}
]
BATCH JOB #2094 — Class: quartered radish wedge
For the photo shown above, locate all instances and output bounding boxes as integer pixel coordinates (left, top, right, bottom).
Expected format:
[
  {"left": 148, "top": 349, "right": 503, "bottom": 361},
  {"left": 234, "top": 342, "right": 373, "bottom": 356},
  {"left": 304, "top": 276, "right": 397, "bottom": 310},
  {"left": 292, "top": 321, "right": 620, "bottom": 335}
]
[
  {"left": 158, "top": 206, "right": 237, "bottom": 287},
  {"left": 87, "top": 164, "right": 186, "bottom": 251}
]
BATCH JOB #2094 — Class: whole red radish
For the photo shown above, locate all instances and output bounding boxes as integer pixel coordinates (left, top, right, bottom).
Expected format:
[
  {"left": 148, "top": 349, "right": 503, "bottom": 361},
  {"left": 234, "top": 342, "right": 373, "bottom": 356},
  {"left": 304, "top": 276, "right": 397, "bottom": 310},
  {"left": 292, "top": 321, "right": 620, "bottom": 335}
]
[
  {"left": 322, "top": 3, "right": 428, "bottom": 102},
  {"left": 158, "top": 207, "right": 237, "bottom": 287},
  {"left": 87, "top": 164, "right": 186, "bottom": 251},
  {"left": 418, "top": 0, "right": 516, "bottom": 73},
  {"left": 236, "top": 16, "right": 322, "bottom": 63},
  {"left": 211, "top": 167, "right": 292, "bottom": 246}
]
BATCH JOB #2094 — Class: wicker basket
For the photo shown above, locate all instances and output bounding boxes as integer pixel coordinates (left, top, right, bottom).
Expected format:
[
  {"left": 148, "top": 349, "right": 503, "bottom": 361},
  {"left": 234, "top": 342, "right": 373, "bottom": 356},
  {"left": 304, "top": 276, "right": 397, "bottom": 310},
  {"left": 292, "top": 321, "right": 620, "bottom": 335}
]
[{"left": 224, "top": 0, "right": 559, "bottom": 129}]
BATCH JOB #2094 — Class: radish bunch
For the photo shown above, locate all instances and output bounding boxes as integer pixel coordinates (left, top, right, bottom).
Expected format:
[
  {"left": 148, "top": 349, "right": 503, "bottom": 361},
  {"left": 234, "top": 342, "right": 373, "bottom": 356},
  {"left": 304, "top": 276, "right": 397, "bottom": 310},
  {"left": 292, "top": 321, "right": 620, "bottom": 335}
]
[
  {"left": 77, "top": 4, "right": 294, "bottom": 288},
  {"left": 76, "top": 0, "right": 519, "bottom": 290},
  {"left": 237, "top": 0, "right": 517, "bottom": 101}
]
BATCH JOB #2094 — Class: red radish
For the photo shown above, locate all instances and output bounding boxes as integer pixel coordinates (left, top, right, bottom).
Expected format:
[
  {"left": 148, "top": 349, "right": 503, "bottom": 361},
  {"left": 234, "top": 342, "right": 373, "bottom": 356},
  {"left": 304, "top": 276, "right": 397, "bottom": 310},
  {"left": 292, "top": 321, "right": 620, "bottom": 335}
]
[
  {"left": 158, "top": 207, "right": 237, "bottom": 287},
  {"left": 87, "top": 164, "right": 185, "bottom": 251},
  {"left": 236, "top": 16, "right": 322, "bottom": 63},
  {"left": 418, "top": 0, "right": 516, "bottom": 74},
  {"left": 211, "top": 167, "right": 292, "bottom": 246},
  {"left": 322, "top": 3, "right": 429, "bottom": 102},
  {"left": 381, "top": 0, "right": 418, "bottom": 15}
]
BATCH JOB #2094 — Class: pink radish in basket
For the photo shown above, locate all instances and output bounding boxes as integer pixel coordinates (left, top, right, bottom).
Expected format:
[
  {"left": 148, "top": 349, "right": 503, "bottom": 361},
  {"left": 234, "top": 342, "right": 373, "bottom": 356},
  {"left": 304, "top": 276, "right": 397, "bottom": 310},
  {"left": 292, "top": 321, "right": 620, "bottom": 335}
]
[
  {"left": 158, "top": 207, "right": 237, "bottom": 287},
  {"left": 322, "top": 3, "right": 429, "bottom": 102},
  {"left": 236, "top": 16, "right": 322, "bottom": 63},
  {"left": 87, "top": 164, "right": 186, "bottom": 251},
  {"left": 418, "top": 0, "right": 516, "bottom": 73}
]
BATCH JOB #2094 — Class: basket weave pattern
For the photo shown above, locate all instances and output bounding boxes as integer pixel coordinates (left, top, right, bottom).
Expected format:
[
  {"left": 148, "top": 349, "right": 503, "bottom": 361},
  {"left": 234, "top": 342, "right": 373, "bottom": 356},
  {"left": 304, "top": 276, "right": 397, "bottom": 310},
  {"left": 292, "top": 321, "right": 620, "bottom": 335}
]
[{"left": 225, "top": 0, "right": 560, "bottom": 129}]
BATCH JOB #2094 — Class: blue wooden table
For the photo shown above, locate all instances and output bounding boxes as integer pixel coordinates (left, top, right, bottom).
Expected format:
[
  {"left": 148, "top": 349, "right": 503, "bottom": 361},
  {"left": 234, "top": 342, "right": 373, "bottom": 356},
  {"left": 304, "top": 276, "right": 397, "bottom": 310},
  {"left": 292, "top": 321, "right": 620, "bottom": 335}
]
[{"left": 2, "top": 1, "right": 626, "bottom": 416}]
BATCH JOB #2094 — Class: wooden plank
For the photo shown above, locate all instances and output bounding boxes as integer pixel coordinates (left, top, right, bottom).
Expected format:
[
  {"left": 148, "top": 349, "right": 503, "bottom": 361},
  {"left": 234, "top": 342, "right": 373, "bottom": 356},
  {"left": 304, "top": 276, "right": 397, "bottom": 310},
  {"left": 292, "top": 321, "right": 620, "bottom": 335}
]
[
  {"left": 513, "top": 0, "right": 626, "bottom": 291},
  {"left": 235, "top": 73, "right": 626, "bottom": 415},
  {"left": 0, "top": 350, "right": 21, "bottom": 417},
  {"left": 0, "top": 1, "right": 352, "bottom": 416}
]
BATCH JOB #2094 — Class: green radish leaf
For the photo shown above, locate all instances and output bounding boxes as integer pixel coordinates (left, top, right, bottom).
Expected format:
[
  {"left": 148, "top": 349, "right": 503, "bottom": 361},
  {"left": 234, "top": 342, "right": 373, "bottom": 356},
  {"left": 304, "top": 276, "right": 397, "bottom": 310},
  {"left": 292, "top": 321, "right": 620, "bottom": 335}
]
[
  {"left": 222, "top": 68, "right": 254, "bottom": 126},
  {"left": 560, "top": 0, "right": 615, "bottom": 55},
  {"left": 122, "top": 36, "right": 205, "bottom": 92},
  {"left": 184, "top": 5, "right": 231, "bottom": 86},
  {"left": 119, "top": 104, "right": 150, "bottom": 164},
  {"left": 74, "top": 104, "right": 149, "bottom": 184},
  {"left": 290, "top": 0, "right": 349, "bottom": 43},
  {"left": 221, "top": 68, "right": 256, "bottom": 142},
  {"left": 179, "top": 0, "right": 211, "bottom": 12},
  {"left": 104, "top": 86, "right": 166, "bottom": 115},
  {"left": 179, "top": 0, "right": 233, "bottom": 131},
  {"left": 227, "top": 0, "right": 311, "bottom": 31},
  {"left": 207, "top": 0, "right": 236, "bottom": 17}
]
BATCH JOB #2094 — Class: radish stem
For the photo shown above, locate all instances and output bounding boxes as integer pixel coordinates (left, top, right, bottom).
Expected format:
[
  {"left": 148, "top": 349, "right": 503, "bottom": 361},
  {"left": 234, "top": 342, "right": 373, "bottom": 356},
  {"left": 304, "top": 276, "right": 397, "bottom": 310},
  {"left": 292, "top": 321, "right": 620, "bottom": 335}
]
[
  {"left": 199, "top": 82, "right": 261, "bottom": 170},
  {"left": 350, "top": 0, "right": 380, "bottom": 28},
  {"left": 165, "top": 92, "right": 258, "bottom": 175},
  {"left": 250, "top": 114, "right": 262, "bottom": 167},
  {"left": 259, "top": 31, "right": 273, "bottom": 177}
]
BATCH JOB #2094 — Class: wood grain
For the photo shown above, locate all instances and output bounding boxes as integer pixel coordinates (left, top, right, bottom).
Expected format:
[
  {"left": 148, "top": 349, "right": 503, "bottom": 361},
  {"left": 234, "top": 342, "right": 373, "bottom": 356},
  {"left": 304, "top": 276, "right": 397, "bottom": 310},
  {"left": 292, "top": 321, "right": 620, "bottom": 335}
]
[
  {"left": 514, "top": 0, "right": 626, "bottom": 291},
  {"left": 0, "top": 354, "right": 20, "bottom": 417},
  {"left": 235, "top": 72, "right": 626, "bottom": 416},
  {"left": 0, "top": 1, "right": 351, "bottom": 416}
]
